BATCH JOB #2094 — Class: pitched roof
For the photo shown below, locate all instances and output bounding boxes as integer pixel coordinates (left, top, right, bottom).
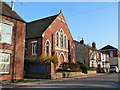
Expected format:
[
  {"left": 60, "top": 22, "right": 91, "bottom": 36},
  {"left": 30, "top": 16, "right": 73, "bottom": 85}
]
[
  {"left": 100, "top": 45, "right": 117, "bottom": 50},
  {"left": 74, "top": 40, "right": 97, "bottom": 51},
  {"left": 26, "top": 14, "right": 59, "bottom": 39},
  {"left": 1, "top": 1, "right": 25, "bottom": 22}
]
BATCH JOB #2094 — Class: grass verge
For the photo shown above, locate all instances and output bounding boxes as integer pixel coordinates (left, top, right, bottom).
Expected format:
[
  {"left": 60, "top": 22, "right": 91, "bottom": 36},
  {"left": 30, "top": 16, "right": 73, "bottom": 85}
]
[{"left": 17, "top": 79, "right": 45, "bottom": 83}]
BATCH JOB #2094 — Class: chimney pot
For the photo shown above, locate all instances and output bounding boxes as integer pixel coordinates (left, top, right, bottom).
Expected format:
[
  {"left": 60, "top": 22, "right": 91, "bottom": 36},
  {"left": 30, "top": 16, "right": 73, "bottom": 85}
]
[
  {"left": 80, "top": 38, "right": 84, "bottom": 44},
  {"left": 92, "top": 42, "right": 96, "bottom": 49},
  {"left": 11, "top": 1, "right": 14, "bottom": 11}
]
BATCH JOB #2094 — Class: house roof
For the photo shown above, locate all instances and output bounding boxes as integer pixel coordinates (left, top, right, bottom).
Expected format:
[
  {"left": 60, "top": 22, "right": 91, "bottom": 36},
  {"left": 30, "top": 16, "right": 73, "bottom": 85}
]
[
  {"left": 1, "top": 1, "right": 25, "bottom": 22},
  {"left": 26, "top": 14, "right": 59, "bottom": 39},
  {"left": 74, "top": 40, "right": 109, "bottom": 55},
  {"left": 100, "top": 45, "right": 118, "bottom": 50},
  {"left": 74, "top": 40, "right": 97, "bottom": 51}
]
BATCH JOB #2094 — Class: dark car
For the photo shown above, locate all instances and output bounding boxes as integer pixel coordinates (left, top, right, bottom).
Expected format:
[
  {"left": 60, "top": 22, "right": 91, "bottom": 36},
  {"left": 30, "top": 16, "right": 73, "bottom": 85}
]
[{"left": 109, "top": 66, "right": 119, "bottom": 73}]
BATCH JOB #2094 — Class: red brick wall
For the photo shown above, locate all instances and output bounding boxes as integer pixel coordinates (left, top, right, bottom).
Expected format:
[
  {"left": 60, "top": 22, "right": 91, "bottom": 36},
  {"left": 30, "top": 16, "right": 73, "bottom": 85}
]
[
  {"left": 0, "top": 16, "right": 25, "bottom": 81},
  {"left": 25, "top": 38, "right": 42, "bottom": 58},
  {"left": 42, "top": 13, "right": 75, "bottom": 64}
]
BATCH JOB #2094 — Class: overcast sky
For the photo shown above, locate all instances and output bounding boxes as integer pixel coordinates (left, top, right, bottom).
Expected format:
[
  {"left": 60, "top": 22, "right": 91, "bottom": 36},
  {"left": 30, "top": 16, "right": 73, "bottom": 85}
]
[{"left": 7, "top": 1, "right": 118, "bottom": 49}]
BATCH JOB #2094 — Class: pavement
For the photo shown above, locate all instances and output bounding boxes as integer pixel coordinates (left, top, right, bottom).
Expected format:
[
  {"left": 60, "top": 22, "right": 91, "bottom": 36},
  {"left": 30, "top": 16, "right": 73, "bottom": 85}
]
[{"left": 2, "top": 73, "right": 106, "bottom": 87}]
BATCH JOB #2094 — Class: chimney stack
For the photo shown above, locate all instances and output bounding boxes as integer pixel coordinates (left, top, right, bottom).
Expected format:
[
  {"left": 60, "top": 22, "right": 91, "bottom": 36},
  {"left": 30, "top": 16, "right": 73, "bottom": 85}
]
[
  {"left": 80, "top": 38, "right": 84, "bottom": 44},
  {"left": 92, "top": 42, "right": 96, "bottom": 49},
  {"left": 11, "top": 1, "right": 14, "bottom": 11}
]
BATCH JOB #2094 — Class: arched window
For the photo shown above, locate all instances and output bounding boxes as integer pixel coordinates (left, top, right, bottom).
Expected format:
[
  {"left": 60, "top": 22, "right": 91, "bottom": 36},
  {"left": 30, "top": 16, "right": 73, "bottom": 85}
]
[
  {"left": 56, "top": 32, "right": 59, "bottom": 47},
  {"left": 60, "top": 30, "right": 63, "bottom": 47},
  {"left": 64, "top": 35, "right": 66, "bottom": 48},
  {"left": 46, "top": 41, "right": 50, "bottom": 56}
]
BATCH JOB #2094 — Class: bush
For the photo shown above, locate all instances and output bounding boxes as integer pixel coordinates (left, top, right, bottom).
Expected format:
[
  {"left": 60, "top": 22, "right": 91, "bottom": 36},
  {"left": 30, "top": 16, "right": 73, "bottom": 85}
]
[
  {"left": 88, "top": 67, "right": 96, "bottom": 71},
  {"left": 77, "top": 62, "right": 88, "bottom": 73},
  {"left": 68, "top": 62, "right": 81, "bottom": 72},
  {"left": 59, "top": 62, "right": 68, "bottom": 70},
  {"left": 25, "top": 55, "right": 58, "bottom": 67},
  {"left": 57, "top": 62, "right": 81, "bottom": 72}
]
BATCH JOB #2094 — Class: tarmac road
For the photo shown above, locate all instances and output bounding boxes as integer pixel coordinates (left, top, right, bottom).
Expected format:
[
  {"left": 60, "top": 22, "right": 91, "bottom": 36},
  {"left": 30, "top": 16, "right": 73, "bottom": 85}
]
[{"left": 2, "top": 73, "right": 120, "bottom": 89}]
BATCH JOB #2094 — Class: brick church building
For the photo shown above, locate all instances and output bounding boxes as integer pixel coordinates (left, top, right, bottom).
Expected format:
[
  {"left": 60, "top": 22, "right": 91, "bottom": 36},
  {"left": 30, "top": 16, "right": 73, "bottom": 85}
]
[{"left": 25, "top": 11, "right": 75, "bottom": 77}]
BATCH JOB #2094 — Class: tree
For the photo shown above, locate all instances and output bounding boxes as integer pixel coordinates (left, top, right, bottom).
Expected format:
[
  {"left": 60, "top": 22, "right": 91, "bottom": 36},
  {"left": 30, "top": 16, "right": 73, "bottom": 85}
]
[{"left": 76, "top": 42, "right": 96, "bottom": 68}]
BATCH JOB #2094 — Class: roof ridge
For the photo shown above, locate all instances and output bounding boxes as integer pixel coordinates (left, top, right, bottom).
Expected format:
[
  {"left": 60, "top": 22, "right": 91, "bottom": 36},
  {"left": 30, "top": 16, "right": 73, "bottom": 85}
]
[
  {"left": 1, "top": 1, "right": 25, "bottom": 22},
  {"left": 100, "top": 44, "right": 118, "bottom": 50},
  {"left": 26, "top": 13, "right": 60, "bottom": 39},
  {"left": 2, "top": 1, "right": 11, "bottom": 9},
  {"left": 27, "top": 13, "right": 59, "bottom": 24}
]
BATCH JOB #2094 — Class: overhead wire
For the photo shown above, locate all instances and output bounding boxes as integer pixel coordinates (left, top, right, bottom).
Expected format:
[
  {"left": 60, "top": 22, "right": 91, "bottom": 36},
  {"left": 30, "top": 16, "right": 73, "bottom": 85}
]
[{"left": 65, "top": 3, "right": 118, "bottom": 18}]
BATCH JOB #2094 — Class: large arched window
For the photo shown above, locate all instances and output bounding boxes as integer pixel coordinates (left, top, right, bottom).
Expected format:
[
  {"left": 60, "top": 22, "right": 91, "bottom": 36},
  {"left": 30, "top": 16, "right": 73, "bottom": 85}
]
[
  {"left": 60, "top": 30, "right": 63, "bottom": 47},
  {"left": 64, "top": 35, "right": 67, "bottom": 48},
  {"left": 56, "top": 32, "right": 59, "bottom": 47},
  {"left": 46, "top": 41, "right": 50, "bottom": 56}
]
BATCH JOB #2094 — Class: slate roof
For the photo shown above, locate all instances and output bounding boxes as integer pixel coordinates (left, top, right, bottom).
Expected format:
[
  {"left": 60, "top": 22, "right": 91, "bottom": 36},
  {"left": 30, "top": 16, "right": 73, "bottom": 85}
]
[
  {"left": 1, "top": 1, "right": 25, "bottom": 22},
  {"left": 100, "top": 45, "right": 117, "bottom": 50},
  {"left": 26, "top": 14, "right": 59, "bottom": 39},
  {"left": 74, "top": 40, "right": 97, "bottom": 51}
]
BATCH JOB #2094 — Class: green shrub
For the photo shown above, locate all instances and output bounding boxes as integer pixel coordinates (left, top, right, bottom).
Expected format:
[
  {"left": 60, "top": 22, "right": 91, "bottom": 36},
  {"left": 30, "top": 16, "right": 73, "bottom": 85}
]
[
  {"left": 77, "top": 62, "right": 88, "bottom": 73},
  {"left": 88, "top": 67, "right": 96, "bottom": 71},
  {"left": 25, "top": 55, "right": 58, "bottom": 67},
  {"left": 60, "top": 62, "right": 69, "bottom": 70},
  {"left": 57, "top": 62, "right": 81, "bottom": 72},
  {"left": 68, "top": 62, "right": 81, "bottom": 72}
]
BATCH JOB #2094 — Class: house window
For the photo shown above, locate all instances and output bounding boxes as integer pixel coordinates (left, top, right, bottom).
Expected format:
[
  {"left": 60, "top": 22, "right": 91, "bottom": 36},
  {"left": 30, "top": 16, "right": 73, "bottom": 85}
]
[
  {"left": 0, "top": 23, "right": 13, "bottom": 44},
  {"left": 110, "top": 51, "right": 113, "bottom": 57},
  {"left": 0, "top": 53, "right": 10, "bottom": 74},
  {"left": 31, "top": 42, "right": 37, "bottom": 55},
  {"left": 56, "top": 32, "right": 59, "bottom": 47},
  {"left": 64, "top": 35, "right": 67, "bottom": 48},
  {"left": 46, "top": 41, "right": 50, "bottom": 56},
  {"left": 60, "top": 30, "right": 63, "bottom": 47}
]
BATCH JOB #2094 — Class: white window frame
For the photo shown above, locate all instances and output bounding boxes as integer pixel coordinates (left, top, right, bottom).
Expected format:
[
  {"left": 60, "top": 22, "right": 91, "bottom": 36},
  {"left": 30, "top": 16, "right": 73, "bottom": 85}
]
[
  {"left": 31, "top": 41, "right": 37, "bottom": 55},
  {"left": 60, "top": 29, "right": 64, "bottom": 48},
  {"left": 45, "top": 40, "right": 51, "bottom": 56},
  {"left": 64, "top": 34, "right": 67, "bottom": 48},
  {"left": 0, "top": 20, "right": 13, "bottom": 44},
  {"left": 0, "top": 53, "right": 10, "bottom": 74},
  {"left": 56, "top": 31, "right": 59, "bottom": 47}
]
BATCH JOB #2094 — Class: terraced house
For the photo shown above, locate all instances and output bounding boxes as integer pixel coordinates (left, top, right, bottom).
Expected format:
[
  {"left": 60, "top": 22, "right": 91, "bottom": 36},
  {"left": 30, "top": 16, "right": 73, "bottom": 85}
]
[
  {"left": 0, "top": 1, "right": 25, "bottom": 82},
  {"left": 25, "top": 11, "right": 75, "bottom": 78}
]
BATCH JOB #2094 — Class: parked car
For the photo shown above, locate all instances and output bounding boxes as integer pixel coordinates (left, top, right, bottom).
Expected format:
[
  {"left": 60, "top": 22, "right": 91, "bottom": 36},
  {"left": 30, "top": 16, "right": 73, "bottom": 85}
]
[{"left": 109, "top": 66, "right": 119, "bottom": 73}]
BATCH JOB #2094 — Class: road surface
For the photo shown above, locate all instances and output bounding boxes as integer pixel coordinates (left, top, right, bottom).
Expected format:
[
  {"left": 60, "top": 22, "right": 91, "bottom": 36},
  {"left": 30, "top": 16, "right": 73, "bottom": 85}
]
[{"left": 2, "top": 73, "right": 120, "bottom": 89}]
